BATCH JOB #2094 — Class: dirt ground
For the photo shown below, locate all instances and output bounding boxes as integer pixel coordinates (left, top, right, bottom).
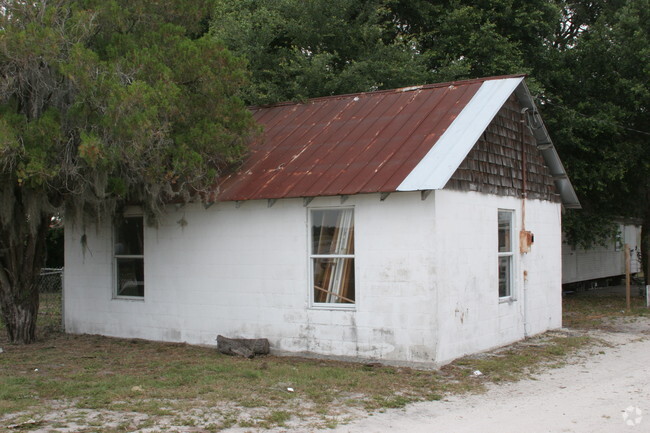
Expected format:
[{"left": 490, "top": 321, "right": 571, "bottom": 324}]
[
  {"left": 317, "top": 316, "right": 650, "bottom": 433},
  {"left": 6, "top": 290, "right": 650, "bottom": 433}
]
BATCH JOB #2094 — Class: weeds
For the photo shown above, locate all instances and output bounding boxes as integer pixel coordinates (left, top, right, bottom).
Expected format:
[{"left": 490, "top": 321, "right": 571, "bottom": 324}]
[
  {"left": 1, "top": 329, "right": 553, "bottom": 429},
  {"left": 563, "top": 293, "right": 649, "bottom": 329},
  {"left": 0, "top": 293, "right": 640, "bottom": 431}
]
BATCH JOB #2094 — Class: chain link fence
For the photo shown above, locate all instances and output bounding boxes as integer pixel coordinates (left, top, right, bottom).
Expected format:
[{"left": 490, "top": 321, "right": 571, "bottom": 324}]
[
  {"left": 38, "top": 267, "right": 64, "bottom": 334},
  {"left": 0, "top": 268, "right": 63, "bottom": 339}
]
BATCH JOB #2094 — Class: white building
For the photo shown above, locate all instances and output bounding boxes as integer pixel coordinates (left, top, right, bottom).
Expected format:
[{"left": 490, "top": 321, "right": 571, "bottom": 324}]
[
  {"left": 562, "top": 219, "right": 642, "bottom": 287},
  {"left": 64, "top": 75, "right": 580, "bottom": 367}
]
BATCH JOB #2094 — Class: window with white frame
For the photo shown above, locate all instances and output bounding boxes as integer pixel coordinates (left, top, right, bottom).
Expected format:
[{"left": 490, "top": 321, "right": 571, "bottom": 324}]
[
  {"left": 310, "top": 208, "right": 355, "bottom": 305},
  {"left": 498, "top": 210, "right": 514, "bottom": 298},
  {"left": 114, "top": 215, "right": 145, "bottom": 298}
]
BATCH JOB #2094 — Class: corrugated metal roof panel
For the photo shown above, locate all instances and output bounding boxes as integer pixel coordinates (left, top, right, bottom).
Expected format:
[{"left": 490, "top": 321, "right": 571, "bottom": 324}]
[
  {"left": 397, "top": 77, "right": 524, "bottom": 191},
  {"left": 216, "top": 74, "right": 578, "bottom": 207}
]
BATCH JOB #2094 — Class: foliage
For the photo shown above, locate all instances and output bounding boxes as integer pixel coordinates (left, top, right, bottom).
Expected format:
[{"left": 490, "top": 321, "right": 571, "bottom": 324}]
[
  {"left": 2, "top": 0, "right": 646, "bottom": 342},
  {"left": 0, "top": 0, "right": 257, "bottom": 343},
  {"left": 539, "top": 0, "right": 649, "bottom": 253},
  {"left": 211, "top": 0, "right": 648, "bottom": 257},
  {"left": 0, "top": 0, "right": 257, "bottom": 216},
  {"left": 563, "top": 293, "right": 650, "bottom": 329},
  {"left": 396, "top": 0, "right": 560, "bottom": 82},
  {"left": 211, "top": 0, "right": 567, "bottom": 106},
  {"left": 210, "top": 0, "right": 431, "bottom": 105},
  {"left": 562, "top": 210, "right": 619, "bottom": 249}
]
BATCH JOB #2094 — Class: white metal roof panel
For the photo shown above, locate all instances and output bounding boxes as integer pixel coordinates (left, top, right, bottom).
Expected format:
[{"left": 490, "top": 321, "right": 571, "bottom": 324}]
[{"left": 397, "top": 77, "right": 525, "bottom": 192}]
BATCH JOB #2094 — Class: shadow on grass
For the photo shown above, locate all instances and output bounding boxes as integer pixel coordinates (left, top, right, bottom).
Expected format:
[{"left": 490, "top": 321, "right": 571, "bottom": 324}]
[{"left": 563, "top": 291, "right": 649, "bottom": 329}]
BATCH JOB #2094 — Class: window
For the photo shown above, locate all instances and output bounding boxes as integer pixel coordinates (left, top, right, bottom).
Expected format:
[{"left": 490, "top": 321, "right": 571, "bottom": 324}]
[
  {"left": 114, "top": 215, "right": 144, "bottom": 298},
  {"left": 310, "top": 208, "right": 355, "bottom": 305},
  {"left": 498, "top": 210, "right": 514, "bottom": 298}
]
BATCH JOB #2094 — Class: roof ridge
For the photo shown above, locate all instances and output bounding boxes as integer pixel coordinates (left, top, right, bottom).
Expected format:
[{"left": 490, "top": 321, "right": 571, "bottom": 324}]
[{"left": 249, "top": 74, "right": 527, "bottom": 110}]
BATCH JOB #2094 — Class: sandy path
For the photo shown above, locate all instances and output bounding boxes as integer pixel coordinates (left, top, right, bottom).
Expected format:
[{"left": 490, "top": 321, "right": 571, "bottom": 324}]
[{"left": 329, "top": 321, "right": 650, "bottom": 433}]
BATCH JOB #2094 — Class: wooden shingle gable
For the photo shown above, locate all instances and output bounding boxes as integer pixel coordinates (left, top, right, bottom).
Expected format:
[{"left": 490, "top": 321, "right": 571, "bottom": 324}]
[{"left": 446, "top": 94, "right": 560, "bottom": 202}]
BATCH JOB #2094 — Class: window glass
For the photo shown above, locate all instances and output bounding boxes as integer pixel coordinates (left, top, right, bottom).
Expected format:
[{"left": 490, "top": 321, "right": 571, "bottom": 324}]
[
  {"left": 312, "top": 209, "right": 354, "bottom": 255},
  {"left": 498, "top": 212, "right": 511, "bottom": 253},
  {"left": 498, "top": 256, "right": 511, "bottom": 298},
  {"left": 313, "top": 258, "right": 355, "bottom": 303},
  {"left": 116, "top": 258, "right": 145, "bottom": 297},
  {"left": 310, "top": 209, "right": 355, "bottom": 305},
  {"left": 114, "top": 215, "right": 144, "bottom": 298},
  {"left": 497, "top": 210, "right": 513, "bottom": 298},
  {"left": 115, "top": 217, "right": 144, "bottom": 255}
]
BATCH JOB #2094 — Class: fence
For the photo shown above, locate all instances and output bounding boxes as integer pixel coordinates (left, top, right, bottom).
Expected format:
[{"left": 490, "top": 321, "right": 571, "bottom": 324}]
[{"left": 38, "top": 267, "right": 64, "bottom": 334}]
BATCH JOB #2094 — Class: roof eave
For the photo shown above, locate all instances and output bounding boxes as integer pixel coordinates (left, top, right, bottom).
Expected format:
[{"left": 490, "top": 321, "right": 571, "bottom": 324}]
[{"left": 513, "top": 82, "right": 582, "bottom": 209}]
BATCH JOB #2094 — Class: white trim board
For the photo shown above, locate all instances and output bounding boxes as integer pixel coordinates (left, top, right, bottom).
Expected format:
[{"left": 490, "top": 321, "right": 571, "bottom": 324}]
[{"left": 397, "top": 77, "right": 524, "bottom": 192}]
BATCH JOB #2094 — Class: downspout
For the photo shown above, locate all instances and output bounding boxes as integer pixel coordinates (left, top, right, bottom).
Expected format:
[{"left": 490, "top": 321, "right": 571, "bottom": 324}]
[
  {"left": 521, "top": 109, "right": 528, "bottom": 231},
  {"left": 520, "top": 107, "right": 529, "bottom": 337}
]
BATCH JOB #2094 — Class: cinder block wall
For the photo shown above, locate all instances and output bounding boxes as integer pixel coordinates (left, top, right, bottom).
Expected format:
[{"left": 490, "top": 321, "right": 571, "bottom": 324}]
[
  {"left": 433, "top": 190, "right": 562, "bottom": 364},
  {"left": 64, "top": 192, "right": 439, "bottom": 365},
  {"left": 64, "top": 189, "right": 562, "bottom": 366}
]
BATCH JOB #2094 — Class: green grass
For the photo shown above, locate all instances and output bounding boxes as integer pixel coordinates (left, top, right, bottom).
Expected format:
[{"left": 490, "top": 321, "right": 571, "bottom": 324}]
[
  {"left": 2, "top": 329, "right": 580, "bottom": 428},
  {"left": 0, "top": 333, "right": 449, "bottom": 426},
  {"left": 38, "top": 291, "right": 64, "bottom": 335},
  {"left": 563, "top": 293, "right": 650, "bottom": 329},
  {"left": 443, "top": 334, "right": 592, "bottom": 384},
  {"left": 0, "top": 291, "right": 642, "bottom": 430}
]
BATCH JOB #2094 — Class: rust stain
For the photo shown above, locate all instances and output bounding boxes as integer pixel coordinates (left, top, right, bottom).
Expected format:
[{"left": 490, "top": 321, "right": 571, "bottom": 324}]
[{"left": 218, "top": 75, "right": 525, "bottom": 202}]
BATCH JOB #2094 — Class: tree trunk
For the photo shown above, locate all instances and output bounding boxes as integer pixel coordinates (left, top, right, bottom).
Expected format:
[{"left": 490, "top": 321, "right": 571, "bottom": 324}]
[
  {"left": 0, "top": 292, "right": 39, "bottom": 343},
  {"left": 0, "top": 213, "right": 49, "bottom": 344},
  {"left": 216, "top": 335, "right": 270, "bottom": 358}
]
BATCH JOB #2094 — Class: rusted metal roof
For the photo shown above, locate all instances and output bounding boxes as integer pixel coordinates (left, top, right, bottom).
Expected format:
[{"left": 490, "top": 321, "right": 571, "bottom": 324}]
[{"left": 217, "top": 74, "right": 580, "bottom": 208}]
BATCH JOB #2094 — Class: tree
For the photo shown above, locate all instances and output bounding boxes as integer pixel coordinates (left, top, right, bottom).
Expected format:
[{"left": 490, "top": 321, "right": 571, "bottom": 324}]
[
  {"left": 210, "top": 0, "right": 430, "bottom": 105},
  {"left": 539, "top": 0, "right": 649, "bottom": 269},
  {"left": 0, "top": 0, "right": 257, "bottom": 343},
  {"left": 396, "top": 0, "right": 560, "bottom": 82},
  {"left": 211, "top": 0, "right": 569, "bottom": 102},
  {"left": 214, "top": 0, "right": 649, "bottom": 272}
]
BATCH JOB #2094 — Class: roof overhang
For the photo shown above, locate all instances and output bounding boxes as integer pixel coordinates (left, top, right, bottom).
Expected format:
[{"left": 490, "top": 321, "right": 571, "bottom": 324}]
[
  {"left": 397, "top": 77, "right": 581, "bottom": 209},
  {"left": 218, "top": 75, "right": 581, "bottom": 208},
  {"left": 514, "top": 82, "right": 581, "bottom": 209}
]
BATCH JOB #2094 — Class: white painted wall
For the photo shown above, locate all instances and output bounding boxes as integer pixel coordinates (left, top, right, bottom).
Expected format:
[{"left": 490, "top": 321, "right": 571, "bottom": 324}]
[
  {"left": 432, "top": 190, "right": 562, "bottom": 363},
  {"left": 64, "top": 190, "right": 562, "bottom": 366},
  {"left": 562, "top": 222, "right": 642, "bottom": 284},
  {"left": 65, "top": 193, "right": 439, "bottom": 365}
]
